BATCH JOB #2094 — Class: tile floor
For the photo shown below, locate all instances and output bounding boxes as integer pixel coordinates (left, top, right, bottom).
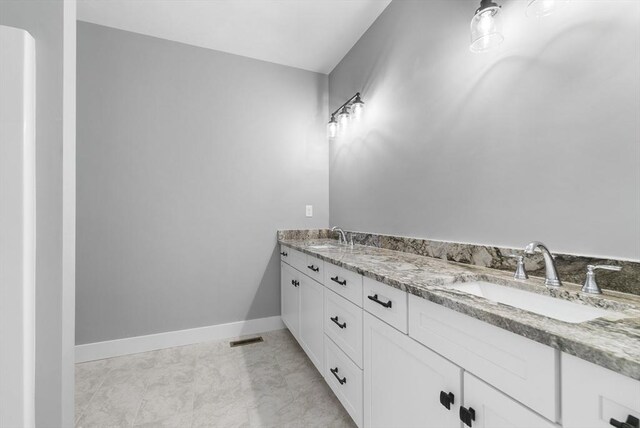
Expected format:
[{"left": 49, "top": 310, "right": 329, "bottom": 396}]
[{"left": 75, "top": 329, "right": 355, "bottom": 428}]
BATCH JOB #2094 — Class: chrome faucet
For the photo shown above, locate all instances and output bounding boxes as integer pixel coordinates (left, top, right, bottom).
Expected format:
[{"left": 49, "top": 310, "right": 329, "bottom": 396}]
[
  {"left": 524, "top": 241, "right": 562, "bottom": 287},
  {"left": 331, "top": 226, "right": 347, "bottom": 245}
]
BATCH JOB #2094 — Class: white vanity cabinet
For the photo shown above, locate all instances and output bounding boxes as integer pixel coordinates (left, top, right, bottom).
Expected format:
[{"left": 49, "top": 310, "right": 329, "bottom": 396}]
[
  {"left": 562, "top": 353, "right": 640, "bottom": 428},
  {"left": 298, "top": 274, "right": 325, "bottom": 374},
  {"left": 363, "top": 312, "right": 461, "bottom": 428},
  {"left": 280, "top": 244, "right": 640, "bottom": 428},
  {"left": 280, "top": 261, "right": 300, "bottom": 339}
]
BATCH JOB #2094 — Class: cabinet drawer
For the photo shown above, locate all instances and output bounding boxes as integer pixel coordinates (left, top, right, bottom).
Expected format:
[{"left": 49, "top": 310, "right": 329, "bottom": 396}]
[
  {"left": 363, "top": 277, "right": 408, "bottom": 334},
  {"left": 562, "top": 353, "right": 640, "bottom": 428},
  {"left": 325, "top": 335, "right": 363, "bottom": 428},
  {"left": 408, "top": 295, "right": 558, "bottom": 422},
  {"left": 279, "top": 245, "right": 291, "bottom": 262},
  {"left": 463, "top": 372, "right": 557, "bottom": 428},
  {"left": 283, "top": 247, "right": 307, "bottom": 273},
  {"left": 325, "top": 289, "right": 363, "bottom": 368},
  {"left": 304, "top": 254, "right": 324, "bottom": 283},
  {"left": 324, "top": 263, "right": 363, "bottom": 307}
]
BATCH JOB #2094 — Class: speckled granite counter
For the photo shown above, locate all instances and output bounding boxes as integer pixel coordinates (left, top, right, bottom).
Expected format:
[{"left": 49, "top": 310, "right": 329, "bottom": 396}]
[{"left": 279, "top": 238, "right": 640, "bottom": 380}]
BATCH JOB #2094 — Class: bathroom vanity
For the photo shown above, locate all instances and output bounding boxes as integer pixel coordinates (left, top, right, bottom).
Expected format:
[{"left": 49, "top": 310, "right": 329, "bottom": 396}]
[{"left": 278, "top": 236, "right": 640, "bottom": 428}]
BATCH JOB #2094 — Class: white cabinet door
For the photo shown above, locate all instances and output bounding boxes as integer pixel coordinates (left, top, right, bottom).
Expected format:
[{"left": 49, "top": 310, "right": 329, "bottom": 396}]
[
  {"left": 363, "top": 312, "right": 461, "bottom": 428},
  {"left": 299, "top": 275, "right": 324, "bottom": 374},
  {"left": 281, "top": 262, "right": 300, "bottom": 339},
  {"left": 462, "top": 373, "right": 557, "bottom": 428},
  {"left": 562, "top": 353, "right": 640, "bottom": 428}
]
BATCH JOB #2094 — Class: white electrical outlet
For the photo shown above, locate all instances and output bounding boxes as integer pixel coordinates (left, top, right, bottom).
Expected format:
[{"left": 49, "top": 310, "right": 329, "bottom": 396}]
[{"left": 305, "top": 205, "right": 313, "bottom": 217}]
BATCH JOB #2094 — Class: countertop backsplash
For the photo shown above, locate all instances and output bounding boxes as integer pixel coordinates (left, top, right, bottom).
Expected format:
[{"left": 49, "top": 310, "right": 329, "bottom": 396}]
[{"left": 277, "top": 229, "right": 640, "bottom": 296}]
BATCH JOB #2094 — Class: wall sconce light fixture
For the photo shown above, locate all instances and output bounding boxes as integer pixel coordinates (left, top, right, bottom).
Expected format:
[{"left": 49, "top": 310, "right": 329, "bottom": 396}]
[
  {"left": 526, "top": 0, "right": 568, "bottom": 17},
  {"left": 327, "top": 92, "right": 365, "bottom": 139},
  {"left": 471, "top": 0, "right": 569, "bottom": 53},
  {"left": 470, "top": 0, "right": 504, "bottom": 53}
]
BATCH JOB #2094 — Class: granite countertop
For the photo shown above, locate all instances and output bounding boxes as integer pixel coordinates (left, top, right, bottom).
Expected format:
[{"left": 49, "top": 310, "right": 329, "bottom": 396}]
[{"left": 279, "top": 238, "right": 640, "bottom": 380}]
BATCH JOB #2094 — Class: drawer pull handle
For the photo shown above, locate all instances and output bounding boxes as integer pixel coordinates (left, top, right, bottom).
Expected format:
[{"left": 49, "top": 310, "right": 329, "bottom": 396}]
[
  {"left": 610, "top": 415, "right": 640, "bottom": 428},
  {"left": 291, "top": 280, "right": 299, "bottom": 287},
  {"left": 331, "top": 276, "right": 347, "bottom": 286},
  {"left": 439, "top": 391, "right": 454, "bottom": 410},
  {"left": 459, "top": 406, "right": 475, "bottom": 427},
  {"left": 307, "top": 265, "right": 320, "bottom": 272},
  {"left": 330, "top": 316, "right": 347, "bottom": 329},
  {"left": 330, "top": 367, "right": 347, "bottom": 385},
  {"left": 368, "top": 294, "right": 392, "bottom": 308},
  {"left": 280, "top": 251, "right": 288, "bottom": 257}
]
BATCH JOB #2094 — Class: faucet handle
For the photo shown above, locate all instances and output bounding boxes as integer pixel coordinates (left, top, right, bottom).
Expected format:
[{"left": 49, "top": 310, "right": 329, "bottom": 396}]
[
  {"left": 508, "top": 254, "right": 528, "bottom": 280},
  {"left": 582, "top": 265, "right": 622, "bottom": 294},
  {"left": 588, "top": 264, "right": 622, "bottom": 272}
]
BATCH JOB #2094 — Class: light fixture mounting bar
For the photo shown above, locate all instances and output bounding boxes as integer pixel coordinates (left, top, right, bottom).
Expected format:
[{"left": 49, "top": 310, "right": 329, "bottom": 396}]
[{"left": 330, "top": 92, "right": 361, "bottom": 118}]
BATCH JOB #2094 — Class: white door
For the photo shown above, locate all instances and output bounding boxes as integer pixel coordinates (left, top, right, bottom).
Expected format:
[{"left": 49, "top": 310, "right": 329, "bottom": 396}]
[
  {"left": 280, "top": 262, "right": 300, "bottom": 339},
  {"left": 462, "top": 373, "right": 556, "bottom": 428},
  {"left": 0, "top": 25, "right": 36, "bottom": 428},
  {"left": 363, "top": 313, "right": 461, "bottom": 428},
  {"left": 562, "top": 353, "right": 640, "bottom": 428},
  {"left": 298, "top": 275, "right": 324, "bottom": 374}
]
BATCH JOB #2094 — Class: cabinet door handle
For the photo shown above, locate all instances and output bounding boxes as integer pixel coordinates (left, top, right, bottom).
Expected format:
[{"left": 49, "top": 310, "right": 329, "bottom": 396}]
[
  {"left": 330, "top": 367, "right": 347, "bottom": 385},
  {"left": 330, "top": 276, "right": 347, "bottom": 286},
  {"left": 367, "top": 294, "right": 392, "bottom": 308},
  {"left": 291, "top": 279, "right": 299, "bottom": 287},
  {"left": 280, "top": 251, "right": 288, "bottom": 257},
  {"left": 307, "top": 265, "right": 319, "bottom": 272},
  {"left": 459, "top": 406, "right": 475, "bottom": 427},
  {"left": 610, "top": 415, "right": 640, "bottom": 428},
  {"left": 439, "top": 391, "right": 455, "bottom": 410},
  {"left": 330, "top": 316, "right": 347, "bottom": 329}
]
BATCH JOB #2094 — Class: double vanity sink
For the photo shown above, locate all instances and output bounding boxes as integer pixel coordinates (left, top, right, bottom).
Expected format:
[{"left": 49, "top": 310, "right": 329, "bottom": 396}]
[{"left": 279, "top": 234, "right": 640, "bottom": 428}]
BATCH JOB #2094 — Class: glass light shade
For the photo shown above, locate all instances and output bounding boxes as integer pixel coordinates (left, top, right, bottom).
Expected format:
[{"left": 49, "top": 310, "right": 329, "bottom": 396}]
[
  {"left": 338, "top": 107, "right": 350, "bottom": 128},
  {"left": 327, "top": 119, "right": 338, "bottom": 139},
  {"left": 351, "top": 100, "right": 364, "bottom": 120},
  {"left": 470, "top": 6, "right": 504, "bottom": 53},
  {"left": 526, "top": 0, "right": 568, "bottom": 17}
]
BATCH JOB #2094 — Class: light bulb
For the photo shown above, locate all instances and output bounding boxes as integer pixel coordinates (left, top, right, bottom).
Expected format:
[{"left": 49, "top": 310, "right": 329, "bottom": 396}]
[
  {"left": 338, "top": 106, "right": 350, "bottom": 129},
  {"left": 526, "top": 0, "right": 568, "bottom": 17},
  {"left": 470, "top": 2, "right": 503, "bottom": 53},
  {"left": 327, "top": 117, "right": 338, "bottom": 139},
  {"left": 351, "top": 95, "right": 365, "bottom": 120}
]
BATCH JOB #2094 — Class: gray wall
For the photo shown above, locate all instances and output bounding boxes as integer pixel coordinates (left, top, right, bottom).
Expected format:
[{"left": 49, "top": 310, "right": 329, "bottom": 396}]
[
  {"left": 0, "top": 1, "right": 67, "bottom": 425},
  {"left": 76, "top": 22, "right": 329, "bottom": 344},
  {"left": 329, "top": 0, "right": 640, "bottom": 261}
]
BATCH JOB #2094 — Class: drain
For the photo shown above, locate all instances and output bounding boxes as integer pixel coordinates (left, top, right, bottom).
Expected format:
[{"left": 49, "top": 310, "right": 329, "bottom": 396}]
[{"left": 229, "top": 336, "right": 264, "bottom": 347}]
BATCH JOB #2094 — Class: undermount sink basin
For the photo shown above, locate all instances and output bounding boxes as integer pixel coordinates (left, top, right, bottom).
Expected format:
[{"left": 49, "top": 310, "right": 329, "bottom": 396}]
[
  {"left": 449, "top": 281, "right": 624, "bottom": 324},
  {"left": 307, "top": 244, "right": 338, "bottom": 249}
]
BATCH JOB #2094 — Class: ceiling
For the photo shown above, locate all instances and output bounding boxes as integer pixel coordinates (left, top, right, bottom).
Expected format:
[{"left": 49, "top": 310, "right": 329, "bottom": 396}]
[{"left": 77, "top": 0, "right": 392, "bottom": 74}]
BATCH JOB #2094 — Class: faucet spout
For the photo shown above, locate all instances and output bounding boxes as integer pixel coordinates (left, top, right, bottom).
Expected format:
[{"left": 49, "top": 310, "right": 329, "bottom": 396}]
[
  {"left": 524, "top": 241, "right": 562, "bottom": 287},
  {"left": 331, "top": 226, "right": 347, "bottom": 245}
]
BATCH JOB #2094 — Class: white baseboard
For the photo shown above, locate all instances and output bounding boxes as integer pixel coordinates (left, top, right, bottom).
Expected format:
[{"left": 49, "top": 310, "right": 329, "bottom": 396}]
[{"left": 75, "top": 315, "right": 285, "bottom": 363}]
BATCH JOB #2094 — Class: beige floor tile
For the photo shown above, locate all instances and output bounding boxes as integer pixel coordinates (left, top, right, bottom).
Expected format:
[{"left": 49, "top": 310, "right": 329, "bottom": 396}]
[{"left": 76, "top": 328, "right": 355, "bottom": 428}]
